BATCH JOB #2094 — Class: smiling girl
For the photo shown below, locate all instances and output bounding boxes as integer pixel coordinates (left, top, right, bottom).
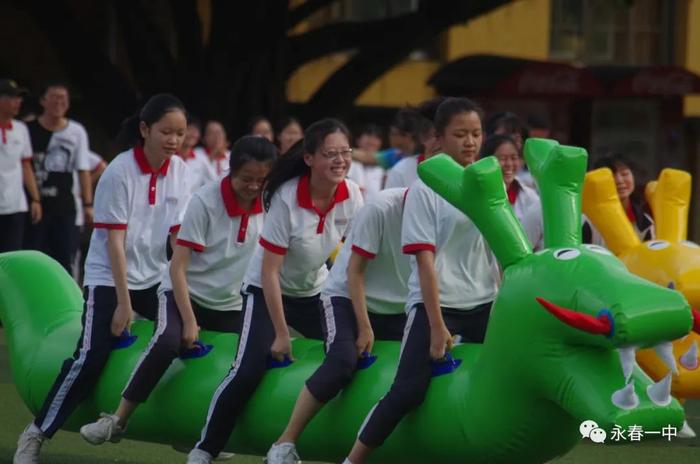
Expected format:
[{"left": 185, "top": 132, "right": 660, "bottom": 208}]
[
  {"left": 187, "top": 118, "right": 364, "bottom": 464},
  {"left": 78, "top": 135, "right": 277, "bottom": 447},
  {"left": 14, "top": 94, "right": 190, "bottom": 463},
  {"left": 480, "top": 134, "right": 538, "bottom": 223}
]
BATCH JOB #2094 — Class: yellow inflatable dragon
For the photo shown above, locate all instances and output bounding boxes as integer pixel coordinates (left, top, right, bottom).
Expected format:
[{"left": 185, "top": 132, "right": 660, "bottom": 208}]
[{"left": 583, "top": 168, "right": 700, "bottom": 436}]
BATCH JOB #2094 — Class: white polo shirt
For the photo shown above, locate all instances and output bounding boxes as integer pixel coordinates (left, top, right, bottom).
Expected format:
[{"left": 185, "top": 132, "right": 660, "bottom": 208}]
[
  {"left": 384, "top": 154, "right": 425, "bottom": 189},
  {"left": 0, "top": 119, "right": 33, "bottom": 215},
  {"left": 195, "top": 147, "right": 230, "bottom": 184},
  {"left": 160, "top": 176, "right": 264, "bottom": 311},
  {"left": 507, "top": 178, "right": 540, "bottom": 224},
  {"left": 402, "top": 179, "right": 497, "bottom": 311},
  {"left": 178, "top": 149, "right": 209, "bottom": 193},
  {"left": 84, "top": 146, "right": 189, "bottom": 290},
  {"left": 520, "top": 202, "right": 605, "bottom": 251},
  {"left": 243, "top": 175, "right": 364, "bottom": 297},
  {"left": 73, "top": 151, "right": 106, "bottom": 227},
  {"left": 323, "top": 188, "right": 410, "bottom": 315}
]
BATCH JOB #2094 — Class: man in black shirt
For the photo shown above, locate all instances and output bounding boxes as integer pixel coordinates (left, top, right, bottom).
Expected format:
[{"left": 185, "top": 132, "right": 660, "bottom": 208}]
[{"left": 27, "top": 83, "right": 93, "bottom": 273}]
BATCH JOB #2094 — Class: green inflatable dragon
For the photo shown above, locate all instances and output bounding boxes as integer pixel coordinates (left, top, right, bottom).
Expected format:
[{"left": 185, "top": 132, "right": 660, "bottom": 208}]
[{"left": 0, "top": 138, "right": 697, "bottom": 463}]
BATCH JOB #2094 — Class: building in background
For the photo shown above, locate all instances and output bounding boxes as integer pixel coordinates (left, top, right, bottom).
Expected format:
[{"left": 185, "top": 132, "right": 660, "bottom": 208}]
[{"left": 288, "top": 0, "right": 700, "bottom": 237}]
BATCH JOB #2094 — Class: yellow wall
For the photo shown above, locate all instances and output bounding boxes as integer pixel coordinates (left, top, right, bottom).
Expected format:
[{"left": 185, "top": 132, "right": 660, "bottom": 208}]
[
  {"left": 444, "top": 0, "right": 551, "bottom": 61},
  {"left": 684, "top": 0, "right": 700, "bottom": 117},
  {"left": 286, "top": 56, "right": 438, "bottom": 106}
]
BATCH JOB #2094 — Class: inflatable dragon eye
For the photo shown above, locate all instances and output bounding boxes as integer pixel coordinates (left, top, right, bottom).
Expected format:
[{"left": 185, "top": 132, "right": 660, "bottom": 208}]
[
  {"left": 583, "top": 244, "right": 612, "bottom": 256},
  {"left": 553, "top": 248, "right": 581, "bottom": 260},
  {"left": 646, "top": 240, "right": 670, "bottom": 251},
  {"left": 681, "top": 240, "right": 700, "bottom": 249}
]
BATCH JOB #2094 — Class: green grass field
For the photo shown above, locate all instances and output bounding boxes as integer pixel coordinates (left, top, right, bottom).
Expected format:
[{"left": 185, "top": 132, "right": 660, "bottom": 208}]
[{"left": 1, "top": 330, "right": 698, "bottom": 463}]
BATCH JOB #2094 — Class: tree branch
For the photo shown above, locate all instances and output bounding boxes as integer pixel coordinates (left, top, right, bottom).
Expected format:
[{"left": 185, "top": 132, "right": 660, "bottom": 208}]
[
  {"left": 287, "top": 0, "right": 337, "bottom": 29},
  {"left": 303, "top": 0, "right": 513, "bottom": 119}
]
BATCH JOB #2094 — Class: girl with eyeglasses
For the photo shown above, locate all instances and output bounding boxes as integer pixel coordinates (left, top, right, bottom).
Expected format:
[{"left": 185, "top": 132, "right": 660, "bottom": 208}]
[{"left": 187, "top": 118, "right": 364, "bottom": 464}]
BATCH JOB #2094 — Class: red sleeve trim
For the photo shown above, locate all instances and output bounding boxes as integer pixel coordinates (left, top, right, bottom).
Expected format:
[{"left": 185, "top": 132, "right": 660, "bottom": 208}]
[
  {"left": 260, "top": 237, "right": 288, "bottom": 255},
  {"left": 94, "top": 222, "right": 128, "bottom": 230},
  {"left": 352, "top": 245, "right": 376, "bottom": 259},
  {"left": 169, "top": 224, "right": 181, "bottom": 233},
  {"left": 176, "top": 239, "right": 205, "bottom": 252},
  {"left": 402, "top": 243, "right": 436, "bottom": 254}
]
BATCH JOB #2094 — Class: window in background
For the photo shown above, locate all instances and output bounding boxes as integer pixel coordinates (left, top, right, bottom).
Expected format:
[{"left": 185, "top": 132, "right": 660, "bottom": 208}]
[{"left": 550, "top": 0, "right": 672, "bottom": 65}]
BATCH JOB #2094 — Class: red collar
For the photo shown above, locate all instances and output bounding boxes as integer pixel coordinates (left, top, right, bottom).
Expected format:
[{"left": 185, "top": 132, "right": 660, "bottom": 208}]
[
  {"left": 134, "top": 145, "right": 170, "bottom": 176},
  {"left": 417, "top": 153, "right": 426, "bottom": 164},
  {"left": 297, "top": 174, "right": 350, "bottom": 215},
  {"left": 0, "top": 120, "right": 12, "bottom": 130},
  {"left": 205, "top": 147, "right": 227, "bottom": 160},
  {"left": 220, "top": 176, "right": 263, "bottom": 217},
  {"left": 507, "top": 181, "right": 520, "bottom": 205},
  {"left": 180, "top": 149, "right": 196, "bottom": 160}
]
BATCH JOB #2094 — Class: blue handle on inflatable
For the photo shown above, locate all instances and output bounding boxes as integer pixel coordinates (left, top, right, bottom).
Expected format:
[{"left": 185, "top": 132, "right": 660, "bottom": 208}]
[
  {"left": 431, "top": 352, "right": 462, "bottom": 377},
  {"left": 180, "top": 341, "right": 214, "bottom": 360},
  {"left": 267, "top": 354, "right": 293, "bottom": 369},
  {"left": 357, "top": 352, "right": 378, "bottom": 370},
  {"left": 111, "top": 330, "right": 138, "bottom": 350}
]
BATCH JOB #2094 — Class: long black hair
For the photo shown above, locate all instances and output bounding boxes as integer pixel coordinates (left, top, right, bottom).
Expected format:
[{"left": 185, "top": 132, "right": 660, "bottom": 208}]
[
  {"left": 593, "top": 152, "right": 648, "bottom": 210},
  {"left": 434, "top": 97, "right": 483, "bottom": 134},
  {"left": 263, "top": 118, "right": 350, "bottom": 210},
  {"left": 480, "top": 134, "right": 518, "bottom": 159},
  {"left": 116, "top": 94, "right": 186, "bottom": 150},
  {"left": 229, "top": 135, "right": 278, "bottom": 175}
]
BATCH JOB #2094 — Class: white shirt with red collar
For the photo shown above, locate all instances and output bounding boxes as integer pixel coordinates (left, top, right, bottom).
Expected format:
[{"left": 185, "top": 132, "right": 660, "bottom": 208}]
[
  {"left": 507, "top": 178, "right": 539, "bottom": 224},
  {"left": 84, "top": 146, "right": 189, "bottom": 289},
  {"left": 243, "top": 174, "right": 364, "bottom": 298},
  {"left": 195, "top": 147, "right": 230, "bottom": 185},
  {"left": 322, "top": 188, "right": 410, "bottom": 315},
  {"left": 401, "top": 179, "right": 497, "bottom": 311},
  {"left": 384, "top": 154, "right": 425, "bottom": 189},
  {"left": 160, "top": 176, "right": 264, "bottom": 311},
  {"left": 0, "top": 119, "right": 33, "bottom": 215},
  {"left": 179, "top": 149, "right": 208, "bottom": 193}
]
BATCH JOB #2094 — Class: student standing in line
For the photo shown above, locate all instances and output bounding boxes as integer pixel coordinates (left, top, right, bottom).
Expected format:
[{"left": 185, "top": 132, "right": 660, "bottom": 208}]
[
  {"left": 342, "top": 98, "right": 498, "bottom": 464},
  {"left": 0, "top": 78, "right": 42, "bottom": 252},
  {"left": 26, "top": 83, "right": 94, "bottom": 273},
  {"left": 593, "top": 153, "right": 654, "bottom": 241},
  {"left": 197, "top": 120, "right": 231, "bottom": 184},
  {"left": 384, "top": 98, "right": 445, "bottom": 190},
  {"left": 187, "top": 118, "right": 364, "bottom": 464},
  {"left": 480, "top": 134, "right": 538, "bottom": 224},
  {"left": 250, "top": 116, "right": 274, "bottom": 142},
  {"left": 266, "top": 186, "right": 411, "bottom": 464},
  {"left": 177, "top": 117, "right": 207, "bottom": 193},
  {"left": 276, "top": 116, "right": 303, "bottom": 156},
  {"left": 14, "top": 94, "right": 189, "bottom": 464},
  {"left": 78, "top": 135, "right": 277, "bottom": 446}
]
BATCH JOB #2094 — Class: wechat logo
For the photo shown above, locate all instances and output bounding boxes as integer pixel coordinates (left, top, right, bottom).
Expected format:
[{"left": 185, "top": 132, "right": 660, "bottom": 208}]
[{"left": 580, "top": 420, "right": 607, "bottom": 444}]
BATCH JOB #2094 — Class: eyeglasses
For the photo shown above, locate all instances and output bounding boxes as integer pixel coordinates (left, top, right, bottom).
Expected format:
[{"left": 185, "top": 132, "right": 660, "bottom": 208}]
[{"left": 320, "top": 147, "right": 353, "bottom": 160}]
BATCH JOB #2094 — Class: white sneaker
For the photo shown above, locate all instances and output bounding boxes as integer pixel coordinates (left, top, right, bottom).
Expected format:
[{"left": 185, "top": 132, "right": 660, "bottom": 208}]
[
  {"left": 265, "top": 442, "right": 301, "bottom": 464},
  {"left": 678, "top": 420, "right": 697, "bottom": 438},
  {"left": 14, "top": 424, "right": 46, "bottom": 464},
  {"left": 80, "top": 413, "right": 125, "bottom": 445},
  {"left": 187, "top": 448, "right": 214, "bottom": 464},
  {"left": 172, "top": 445, "right": 233, "bottom": 461}
]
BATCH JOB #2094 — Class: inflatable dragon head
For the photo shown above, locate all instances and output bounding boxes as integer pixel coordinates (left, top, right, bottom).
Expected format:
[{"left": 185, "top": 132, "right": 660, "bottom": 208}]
[
  {"left": 417, "top": 138, "right": 700, "bottom": 461},
  {"left": 583, "top": 166, "right": 700, "bottom": 397}
]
